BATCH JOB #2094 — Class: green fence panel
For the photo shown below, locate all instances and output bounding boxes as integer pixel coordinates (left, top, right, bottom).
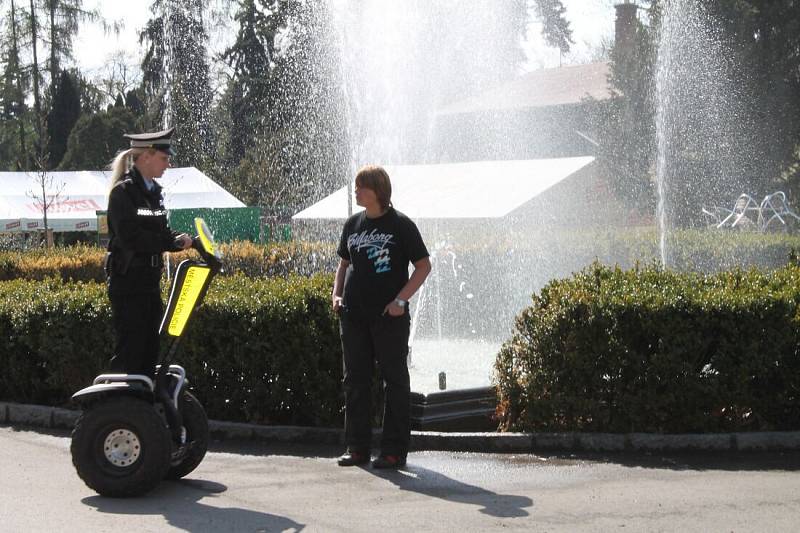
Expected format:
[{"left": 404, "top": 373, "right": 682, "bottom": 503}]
[{"left": 168, "top": 207, "right": 261, "bottom": 243}]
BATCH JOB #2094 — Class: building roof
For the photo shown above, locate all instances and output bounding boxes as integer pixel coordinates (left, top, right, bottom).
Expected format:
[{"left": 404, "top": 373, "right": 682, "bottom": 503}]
[
  {"left": 293, "top": 157, "right": 595, "bottom": 220},
  {"left": 437, "top": 61, "right": 614, "bottom": 116}
]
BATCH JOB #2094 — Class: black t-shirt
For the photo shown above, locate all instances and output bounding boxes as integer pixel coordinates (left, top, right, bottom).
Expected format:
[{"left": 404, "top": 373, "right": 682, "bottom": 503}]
[{"left": 337, "top": 208, "right": 429, "bottom": 316}]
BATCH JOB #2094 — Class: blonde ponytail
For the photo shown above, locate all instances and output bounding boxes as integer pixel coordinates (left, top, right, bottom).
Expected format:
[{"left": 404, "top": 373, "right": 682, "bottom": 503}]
[{"left": 108, "top": 147, "right": 149, "bottom": 190}]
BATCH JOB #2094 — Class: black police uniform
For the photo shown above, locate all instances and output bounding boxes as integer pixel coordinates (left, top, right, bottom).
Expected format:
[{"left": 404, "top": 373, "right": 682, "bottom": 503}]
[{"left": 106, "top": 137, "right": 183, "bottom": 378}]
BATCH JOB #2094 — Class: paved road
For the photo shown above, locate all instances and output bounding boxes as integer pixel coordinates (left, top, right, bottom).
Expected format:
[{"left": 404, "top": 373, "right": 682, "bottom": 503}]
[{"left": 2, "top": 425, "right": 799, "bottom": 532}]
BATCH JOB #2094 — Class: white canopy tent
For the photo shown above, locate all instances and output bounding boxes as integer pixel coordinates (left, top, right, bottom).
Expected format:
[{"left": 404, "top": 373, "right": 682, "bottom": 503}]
[
  {"left": 0, "top": 167, "right": 245, "bottom": 232},
  {"left": 292, "top": 157, "right": 595, "bottom": 220}
]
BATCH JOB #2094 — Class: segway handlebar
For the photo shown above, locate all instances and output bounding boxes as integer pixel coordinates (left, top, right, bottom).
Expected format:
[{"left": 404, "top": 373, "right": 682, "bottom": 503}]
[{"left": 173, "top": 218, "right": 223, "bottom": 272}]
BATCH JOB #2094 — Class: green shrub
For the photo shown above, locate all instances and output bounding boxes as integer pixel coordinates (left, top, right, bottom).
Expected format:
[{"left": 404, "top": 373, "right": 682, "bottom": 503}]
[
  {"left": 0, "top": 244, "right": 106, "bottom": 282},
  {"left": 495, "top": 262, "right": 800, "bottom": 433},
  {"left": 0, "top": 274, "right": 344, "bottom": 426},
  {"left": 0, "top": 241, "right": 337, "bottom": 282},
  {"left": 169, "top": 240, "right": 338, "bottom": 278},
  {"left": 0, "top": 278, "right": 111, "bottom": 403},
  {"left": 178, "top": 274, "right": 343, "bottom": 426}
]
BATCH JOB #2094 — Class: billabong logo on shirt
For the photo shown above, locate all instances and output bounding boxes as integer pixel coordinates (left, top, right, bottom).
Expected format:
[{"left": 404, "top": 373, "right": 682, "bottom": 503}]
[{"left": 348, "top": 229, "right": 394, "bottom": 273}]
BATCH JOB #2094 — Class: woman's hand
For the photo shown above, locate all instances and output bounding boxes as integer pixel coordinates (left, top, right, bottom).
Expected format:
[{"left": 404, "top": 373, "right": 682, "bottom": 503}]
[
  {"left": 332, "top": 259, "right": 349, "bottom": 313},
  {"left": 383, "top": 300, "right": 405, "bottom": 317},
  {"left": 175, "top": 234, "right": 193, "bottom": 250}
]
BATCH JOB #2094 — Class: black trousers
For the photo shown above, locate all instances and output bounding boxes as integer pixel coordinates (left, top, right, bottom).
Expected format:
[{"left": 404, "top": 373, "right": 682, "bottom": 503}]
[
  {"left": 108, "top": 290, "right": 163, "bottom": 379},
  {"left": 340, "top": 307, "right": 411, "bottom": 457}
]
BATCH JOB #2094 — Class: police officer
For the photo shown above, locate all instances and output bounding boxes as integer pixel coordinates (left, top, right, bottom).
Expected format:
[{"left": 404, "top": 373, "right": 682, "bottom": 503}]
[{"left": 105, "top": 127, "right": 193, "bottom": 378}]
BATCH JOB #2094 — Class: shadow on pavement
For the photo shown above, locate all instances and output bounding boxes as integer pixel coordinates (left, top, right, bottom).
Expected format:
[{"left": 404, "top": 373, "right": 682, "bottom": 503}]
[
  {"left": 367, "top": 463, "right": 534, "bottom": 518},
  {"left": 536, "top": 450, "right": 800, "bottom": 472},
  {"left": 82, "top": 478, "right": 305, "bottom": 532}
]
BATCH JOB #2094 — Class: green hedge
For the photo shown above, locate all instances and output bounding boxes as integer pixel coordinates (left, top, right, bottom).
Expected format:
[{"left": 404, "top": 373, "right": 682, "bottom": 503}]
[
  {"left": 0, "top": 241, "right": 338, "bottom": 282},
  {"left": 0, "top": 244, "right": 106, "bottom": 282},
  {"left": 176, "top": 274, "right": 343, "bottom": 426},
  {"left": 0, "top": 278, "right": 111, "bottom": 404},
  {"left": 495, "top": 263, "right": 800, "bottom": 433},
  {"left": 0, "top": 274, "right": 345, "bottom": 427},
  {"left": 5, "top": 231, "right": 800, "bottom": 433},
  {"left": 4, "top": 228, "right": 798, "bottom": 286}
]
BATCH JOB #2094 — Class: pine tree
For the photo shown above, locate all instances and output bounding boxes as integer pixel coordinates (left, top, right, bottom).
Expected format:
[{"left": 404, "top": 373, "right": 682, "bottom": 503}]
[
  {"left": 124, "top": 87, "right": 146, "bottom": 119},
  {"left": 42, "top": 0, "right": 100, "bottom": 87},
  {"left": 600, "top": 1, "right": 800, "bottom": 221},
  {"left": 706, "top": 0, "right": 800, "bottom": 196},
  {"left": 27, "top": 0, "right": 45, "bottom": 159},
  {"left": 45, "top": 68, "right": 80, "bottom": 168},
  {"left": 59, "top": 105, "right": 134, "bottom": 170},
  {"left": 532, "top": 0, "right": 573, "bottom": 55},
  {"left": 140, "top": 0, "right": 214, "bottom": 167},
  {"left": 220, "top": 0, "right": 273, "bottom": 169},
  {"left": 1, "top": 0, "right": 31, "bottom": 169},
  {"left": 595, "top": 2, "right": 660, "bottom": 214},
  {"left": 256, "top": 0, "right": 348, "bottom": 215}
]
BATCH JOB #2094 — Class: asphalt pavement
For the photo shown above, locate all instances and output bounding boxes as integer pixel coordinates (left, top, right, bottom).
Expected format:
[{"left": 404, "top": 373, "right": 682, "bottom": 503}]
[{"left": 2, "top": 424, "right": 800, "bottom": 532}]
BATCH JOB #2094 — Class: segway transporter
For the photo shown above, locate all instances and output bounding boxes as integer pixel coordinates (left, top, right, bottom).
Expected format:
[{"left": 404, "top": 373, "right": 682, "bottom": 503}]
[{"left": 71, "top": 218, "right": 223, "bottom": 497}]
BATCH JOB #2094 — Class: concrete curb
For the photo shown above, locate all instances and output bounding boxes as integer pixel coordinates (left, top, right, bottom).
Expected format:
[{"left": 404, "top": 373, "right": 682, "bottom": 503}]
[{"left": 3, "top": 401, "right": 799, "bottom": 453}]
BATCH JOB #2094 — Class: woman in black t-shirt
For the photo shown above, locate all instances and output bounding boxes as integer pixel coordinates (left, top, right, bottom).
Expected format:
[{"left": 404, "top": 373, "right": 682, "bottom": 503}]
[{"left": 332, "top": 165, "right": 431, "bottom": 469}]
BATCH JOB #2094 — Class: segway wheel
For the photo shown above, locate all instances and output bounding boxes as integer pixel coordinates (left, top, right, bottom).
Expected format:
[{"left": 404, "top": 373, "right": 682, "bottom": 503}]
[
  {"left": 165, "top": 391, "right": 209, "bottom": 480},
  {"left": 71, "top": 397, "right": 171, "bottom": 497}
]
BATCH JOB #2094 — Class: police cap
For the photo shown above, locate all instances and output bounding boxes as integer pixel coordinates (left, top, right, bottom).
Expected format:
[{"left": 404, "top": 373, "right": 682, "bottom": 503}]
[{"left": 123, "top": 126, "right": 176, "bottom": 156}]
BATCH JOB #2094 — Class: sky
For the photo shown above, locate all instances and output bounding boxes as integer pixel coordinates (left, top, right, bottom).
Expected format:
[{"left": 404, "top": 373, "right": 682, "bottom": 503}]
[
  {"left": 73, "top": 0, "right": 617, "bottom": 76},
  {"left": 73, "top": 1, "right": 150, "bottom": 74},
  {"left": 523, "top": 0, "right": 617, "bottom": 70}
]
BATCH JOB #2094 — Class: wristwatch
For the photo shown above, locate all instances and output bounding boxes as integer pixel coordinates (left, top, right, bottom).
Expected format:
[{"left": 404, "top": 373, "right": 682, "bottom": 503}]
[{"left": 394, "top": 298, "right": 408, "bottom": 308}]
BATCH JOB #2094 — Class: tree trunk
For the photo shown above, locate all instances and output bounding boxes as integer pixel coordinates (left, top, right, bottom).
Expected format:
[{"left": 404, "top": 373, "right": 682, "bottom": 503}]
[
  {"left": 29, "top": 0, "right": 44, "bottom": 159},
  {"left": 38, "top": 171, "right": 51, "bottom": 238},
  {"left": 10, "top": 0, "right": 29, "bottom": 168},
  {"left": 49, "top": 0, "right": 57, "bottom": 86}
]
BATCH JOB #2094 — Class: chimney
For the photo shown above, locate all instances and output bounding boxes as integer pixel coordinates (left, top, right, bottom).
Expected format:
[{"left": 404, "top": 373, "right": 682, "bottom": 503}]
[{"left": 614, "top": 2, "right": 638, "bottom": 64}]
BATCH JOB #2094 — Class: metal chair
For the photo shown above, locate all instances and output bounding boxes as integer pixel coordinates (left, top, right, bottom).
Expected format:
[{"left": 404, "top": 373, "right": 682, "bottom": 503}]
[
  {"left": 758, "top": 191, "right": 800, "bottom": 231},
  {"left": 713, "top": 193, "right": 760, "bottom": 229},
  {"left": 701, "top": 205, "right": 729, "bottom": 227}
]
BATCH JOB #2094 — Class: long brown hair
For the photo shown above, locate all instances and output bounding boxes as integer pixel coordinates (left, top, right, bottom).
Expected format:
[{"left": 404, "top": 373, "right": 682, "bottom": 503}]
[{"left": 355, "top": 165, "right": 392, "bottom": 210}]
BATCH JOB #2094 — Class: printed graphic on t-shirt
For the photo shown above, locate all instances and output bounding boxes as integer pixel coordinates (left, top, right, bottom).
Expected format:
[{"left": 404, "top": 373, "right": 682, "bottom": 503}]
[{"left": 348, "top": 228, "right": 395, "bottom": 274}]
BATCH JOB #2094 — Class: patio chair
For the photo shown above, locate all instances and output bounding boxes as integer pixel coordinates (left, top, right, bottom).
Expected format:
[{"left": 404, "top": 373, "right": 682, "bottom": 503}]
[
  {"left": 758, "top": 191, "right": 800, "bottom": 231},
  {"left": 701, "top": 205, "right": 729, "bottom": 227},
  {"left": 713, "top": 193, "right": 760, "bottom": 229}
]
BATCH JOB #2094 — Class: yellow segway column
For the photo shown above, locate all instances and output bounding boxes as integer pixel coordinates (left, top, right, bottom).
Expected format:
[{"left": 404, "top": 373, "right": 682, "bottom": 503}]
[{"left": 159, "top": 218, "right": 222, "bottom": 339}]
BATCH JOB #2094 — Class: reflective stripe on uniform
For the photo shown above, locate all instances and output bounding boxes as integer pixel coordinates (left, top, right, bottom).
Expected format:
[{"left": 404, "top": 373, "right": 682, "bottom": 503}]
[{"left": 136, "top": 208, "right": 168, "bottom": 216}]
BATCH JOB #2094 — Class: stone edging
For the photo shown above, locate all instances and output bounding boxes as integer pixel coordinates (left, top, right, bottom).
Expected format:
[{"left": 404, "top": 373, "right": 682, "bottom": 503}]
[{"left": 2, "top": 401, "right": 799, "bottom": 453}]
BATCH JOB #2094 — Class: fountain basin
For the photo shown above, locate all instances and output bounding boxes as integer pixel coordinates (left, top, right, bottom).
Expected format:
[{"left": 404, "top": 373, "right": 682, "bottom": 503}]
[{"left": 408, "top": 338, "right": 500, "bottom": 431}]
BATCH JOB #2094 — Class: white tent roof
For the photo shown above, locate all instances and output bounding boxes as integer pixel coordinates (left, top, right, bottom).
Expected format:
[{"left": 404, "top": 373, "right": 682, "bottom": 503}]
[
  {"left": 0, "top": 167, "right": 245, "bottom": 232},
  {"left": 293, "top": 157, "right": 595, "bottom": 220}
]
